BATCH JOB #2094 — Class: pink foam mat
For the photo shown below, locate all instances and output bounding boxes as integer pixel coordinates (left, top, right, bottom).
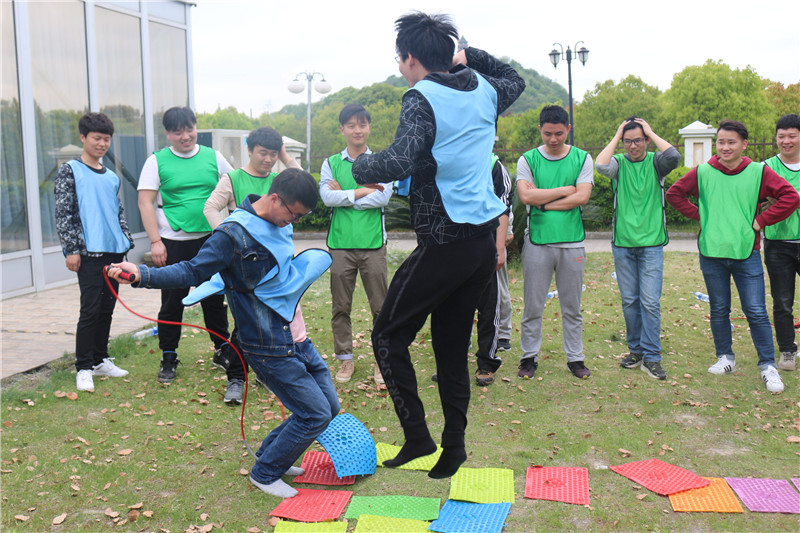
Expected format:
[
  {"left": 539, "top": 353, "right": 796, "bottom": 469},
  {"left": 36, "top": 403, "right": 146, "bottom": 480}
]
[
  {"left": 725, "top": 477, "right": 800, "bottom": 514},
  {"left": 524, "top": 466, "right": 590, "bottom": 505},
  {"left": 294, "top": 451, "right": 356, "bottom": 485},
  {"left": 270, "top": 488, "right": 353, "bottom": 522}
]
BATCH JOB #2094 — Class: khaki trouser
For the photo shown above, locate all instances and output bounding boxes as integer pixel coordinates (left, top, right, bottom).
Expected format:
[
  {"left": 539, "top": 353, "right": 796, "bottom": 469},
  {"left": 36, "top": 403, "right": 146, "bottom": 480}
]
[{"left": 330, "top": 247, "right": 388, "bottom": 358}]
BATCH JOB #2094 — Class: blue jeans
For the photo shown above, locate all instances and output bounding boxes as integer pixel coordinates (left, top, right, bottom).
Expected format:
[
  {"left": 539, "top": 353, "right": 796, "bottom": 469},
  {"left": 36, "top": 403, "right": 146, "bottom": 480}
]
[
  {"left": 698, "top": 251, "right": 776, "bottom": 369},
  {"left": 248, "top": 337, "right": 340, "bottom": 484},
  {"left": 612, "top": 245, "right": 663, "bottom": 362}
]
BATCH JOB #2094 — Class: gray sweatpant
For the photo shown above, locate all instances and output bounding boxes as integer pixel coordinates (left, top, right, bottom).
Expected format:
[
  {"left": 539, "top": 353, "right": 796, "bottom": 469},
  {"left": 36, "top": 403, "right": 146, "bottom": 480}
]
[
  {"left": 497, "top": 263, "right": 512, "bottom": 340},
  {"left": 520, "top": 241, "right": 585, "bottom": 362}
]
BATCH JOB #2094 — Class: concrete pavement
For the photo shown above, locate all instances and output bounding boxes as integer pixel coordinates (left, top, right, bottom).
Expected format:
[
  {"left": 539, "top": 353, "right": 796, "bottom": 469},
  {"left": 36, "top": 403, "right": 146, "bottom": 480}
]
[{"left": 0, "top": 233, "right": 697, "bottom": 380}]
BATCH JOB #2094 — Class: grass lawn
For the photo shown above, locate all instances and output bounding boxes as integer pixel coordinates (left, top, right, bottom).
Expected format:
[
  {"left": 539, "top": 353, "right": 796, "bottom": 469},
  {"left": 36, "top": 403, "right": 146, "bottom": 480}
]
[{"left": 2, "top": 250, "right": 798, "bottom": 532}]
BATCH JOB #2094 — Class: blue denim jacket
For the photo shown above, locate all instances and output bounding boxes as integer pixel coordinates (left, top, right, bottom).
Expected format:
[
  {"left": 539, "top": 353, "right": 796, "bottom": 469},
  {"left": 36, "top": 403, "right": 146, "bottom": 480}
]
[{"left": 138, "top": 196, "right": 297, "bottom": 357}]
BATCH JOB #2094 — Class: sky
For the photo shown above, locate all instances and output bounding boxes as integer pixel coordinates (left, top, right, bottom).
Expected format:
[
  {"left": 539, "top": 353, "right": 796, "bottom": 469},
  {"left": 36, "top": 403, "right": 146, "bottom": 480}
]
[{"left": 191, "top": 0, "right": 800, "bottom": 117}]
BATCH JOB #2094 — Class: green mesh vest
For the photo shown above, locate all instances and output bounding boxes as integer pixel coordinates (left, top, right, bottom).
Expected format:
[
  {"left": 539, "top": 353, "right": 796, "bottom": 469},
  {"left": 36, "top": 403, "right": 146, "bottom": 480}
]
[
  {"left": 230, "top": 169, "right": 277, "bottom": 206},
  {"left": 155, "top": 145, "right": 218, "bottom": 233},
  {"left": 326, "top": 154, "right": 384, "bottom": 249},
  {"left": 763, "top": 156, "right": 800, "bottom": 241},
  {"left": 612, "top": 153, "right": 668, "bottom": 247},
  {"left": 697, "top": 162, "right": 762, "bottom": 259},
  {"left": 524, "top": 147, "right": 587, "bottom": 245}
]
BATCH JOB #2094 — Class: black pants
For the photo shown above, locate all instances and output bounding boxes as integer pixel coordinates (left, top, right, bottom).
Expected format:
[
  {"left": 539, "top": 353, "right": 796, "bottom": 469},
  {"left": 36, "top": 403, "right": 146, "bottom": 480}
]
[
  {"left": 158, "top": 237, "right": 229, "bottom": 354},
  {"left": 475, "top": 269, "right": 502, "bottom": 372},
  {"left": 372, "top": 232, "right": 496, "bottom": 449},
  {"left": 764, "top": 239, "right": 800, "bottom": 352},
  {"left": 76, "top": 253, "right": 124, "bottom": 370},
  {"left": 225, "top": 327, "right": 247, "bottom": 381}
]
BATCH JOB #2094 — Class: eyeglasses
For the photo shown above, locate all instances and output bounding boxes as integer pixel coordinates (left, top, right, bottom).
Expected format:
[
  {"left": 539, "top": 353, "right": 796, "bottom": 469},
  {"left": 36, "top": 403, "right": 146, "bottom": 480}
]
[
  {"left": 278, "top": 195, "right": 311, "bottom": 221},
  {"left": 622, "top": 137, "right": 646, "bottom": 146}
]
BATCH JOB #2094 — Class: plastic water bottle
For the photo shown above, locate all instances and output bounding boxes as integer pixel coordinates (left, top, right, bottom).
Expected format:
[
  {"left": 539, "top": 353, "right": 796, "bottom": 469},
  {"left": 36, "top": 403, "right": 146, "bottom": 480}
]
[
  {"left": 547, "top": 290, "right": 558, "bottom": 299},
  {"left": 693, "top": 292, "right": 710, "bottom": 303},
  {"left": 132, "top": 326, "right": 158, "bottom": 339}
]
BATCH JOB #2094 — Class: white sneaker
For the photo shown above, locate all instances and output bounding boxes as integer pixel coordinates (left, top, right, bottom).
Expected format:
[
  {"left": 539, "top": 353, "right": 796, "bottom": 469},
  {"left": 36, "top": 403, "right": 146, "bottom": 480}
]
[
  {"left": 76, "top": 369, "right": 95, "bottom": 392},
  {"left": 92, "top": 358, "right": 129, "bottom": 377},
  {"left": 708, "top": 355, "right": 736, "bottom": 375},
  {"left": 778, "top": 351, "right": 796, "bottom": 371},
  {"left": 249, "top": 475, "right": 298, "bottom": 498},
  {"left": 761, "top": 366, "right": 785, "bottom": 393}
]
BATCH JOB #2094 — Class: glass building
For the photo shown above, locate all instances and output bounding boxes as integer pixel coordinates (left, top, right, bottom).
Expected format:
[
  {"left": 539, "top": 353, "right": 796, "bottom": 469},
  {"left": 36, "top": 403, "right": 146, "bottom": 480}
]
[{"left": 1, "top": 0, "right": 194, "bottom": 298}]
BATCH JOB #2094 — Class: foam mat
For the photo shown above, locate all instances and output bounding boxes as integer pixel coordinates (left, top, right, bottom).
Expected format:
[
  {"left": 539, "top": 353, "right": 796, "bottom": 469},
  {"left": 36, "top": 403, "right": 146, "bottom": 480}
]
[
  {"left": 610, "top": 458, "right": 710, "bottom": 495},
  {"left": 344, "top": 494, "right": 440, "bottom": 520},
  {"left": 270, "top": 488, "right": 353, "bottom": 522},
  {"left": 524, "top": 466, "right": 590, "bottom": 505},
  {"left": 449, "top": 467, "right": 515, "bottom": 504},
  {"left": 725, "top": 477, "right": 800, "bottom": 514},
  {"left": 428, "top": 500, "right": 511, "bottom": 533},
  {"left": 317, "top": 413, "right": 377, "bottom": 477},
  {"left": 668, "top": 477, "right": 744, "bottom": 513},
  {"left": 294, "top": 450, "right": 355, "bottom": 485}
]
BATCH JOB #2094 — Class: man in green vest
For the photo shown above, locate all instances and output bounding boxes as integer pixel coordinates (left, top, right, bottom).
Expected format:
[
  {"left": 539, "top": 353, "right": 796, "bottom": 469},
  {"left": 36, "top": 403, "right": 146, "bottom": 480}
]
[
  {"left": 203, "top": 126, "right": 302, "bottom": 403},
  {"left": 516, "top": 105, "right": 594, "bottom": 381},
  {"left": 138, "top": 106, "right": 232, "bottom": 384},
  {"left": 596, "top": 117, "right": 680, "bottom": 380},
  {"left": 763, "top": 113, "right": 800, "bottom": 372},
  {"left": 667, "top": 120, "right": 799, "bottom": 394},
  {"left": 320, "top": 104, "right": 393, "bottom": 384}
]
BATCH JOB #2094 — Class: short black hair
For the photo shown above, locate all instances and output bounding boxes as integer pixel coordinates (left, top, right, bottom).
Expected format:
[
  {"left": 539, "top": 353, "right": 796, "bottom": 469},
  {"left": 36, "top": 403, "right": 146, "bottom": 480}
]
[
  {"left": 248, "top": 127, "right": 283, "bottom": 152},
  {"left": 162, "top": 106, "right": 196, "bottom": 132},
  {"left": 539, "top": 105, "right": 569, "bottom": 127},
  {"left": 776, "top": 113, "right": 800, "bottom": 132},
  {"left": 621, "top": 116, "right": 644, "bottom": 137},
  {"left": 395, "top": 11, "right": 457, "bottom": 72},
  {"left": 268, "top": 168, "right": 318, "bottom": 210},
  {"left": 339, "top": 104, "right": 371, "bottom": 126},
  {"left": 718, "top": 120, "right": 748, "bottom": 140},
  {"left": 78, "top": 112, "right": 114, "bottom": 136}
]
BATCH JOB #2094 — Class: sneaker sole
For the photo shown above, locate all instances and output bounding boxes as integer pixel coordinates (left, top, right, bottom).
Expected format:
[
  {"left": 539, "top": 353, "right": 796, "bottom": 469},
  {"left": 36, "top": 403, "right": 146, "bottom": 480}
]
[
  {"left": 476, "top": 378, "right": 494, "bottom": 386},
  {"left": 335, "top": 375, "right": 353, "bottom": 383},
  {"left": 777, "top": 364, "right": 796, "bottom": 371},
  {"left": 224, "top": 398, "right": 242, "bottom": 405},
  {"left": 620, "top": 361, "right": 643, "bottom": 369}
]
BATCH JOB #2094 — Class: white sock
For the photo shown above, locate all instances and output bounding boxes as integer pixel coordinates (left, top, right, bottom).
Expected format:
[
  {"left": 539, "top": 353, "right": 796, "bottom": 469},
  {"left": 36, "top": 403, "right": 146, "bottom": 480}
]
[
  {"left": 249, "top": 476, "right": 298, "bottom": 498},
  {"left": 285, "top": 466, "right": 305, "bottom": 476}
]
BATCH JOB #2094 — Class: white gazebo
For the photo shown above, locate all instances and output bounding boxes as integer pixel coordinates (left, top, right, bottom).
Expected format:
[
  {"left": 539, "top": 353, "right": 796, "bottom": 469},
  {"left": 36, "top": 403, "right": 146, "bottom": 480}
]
[{"left": 678, "top": 121, "right": 717, "bottom": 167}]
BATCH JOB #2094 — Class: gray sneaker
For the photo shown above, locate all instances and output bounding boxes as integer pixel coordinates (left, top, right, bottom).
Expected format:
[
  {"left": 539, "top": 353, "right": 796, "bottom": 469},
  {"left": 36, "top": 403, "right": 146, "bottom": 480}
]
[
  {"left": 224, "top": 379, "right": 244, "bottom": 404},
  {"left": 778, "top": 351, "right": 796, "bottom": 371},
  {"left": 641, "top": 361, "right": 667, "bottom": 380}
]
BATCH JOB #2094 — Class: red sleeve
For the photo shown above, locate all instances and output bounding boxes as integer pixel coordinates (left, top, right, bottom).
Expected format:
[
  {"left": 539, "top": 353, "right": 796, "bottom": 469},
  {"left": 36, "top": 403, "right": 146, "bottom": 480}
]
[
  {"left": 755, "top": 165, "right": 800, "bottom": 228},
  {"left": 666, "top": 168, "right": 700, "bottom": 220}
]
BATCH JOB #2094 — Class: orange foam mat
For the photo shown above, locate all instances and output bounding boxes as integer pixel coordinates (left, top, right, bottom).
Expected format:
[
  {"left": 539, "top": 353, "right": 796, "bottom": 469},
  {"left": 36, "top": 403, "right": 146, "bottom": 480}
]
[{"left": 669, "top": 477, "right": 744, "bottom": 513}]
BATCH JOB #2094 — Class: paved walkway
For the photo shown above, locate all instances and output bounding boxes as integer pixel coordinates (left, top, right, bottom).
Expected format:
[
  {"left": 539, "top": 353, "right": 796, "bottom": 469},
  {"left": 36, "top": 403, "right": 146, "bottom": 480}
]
[{"left": 0, "top": 234, "right": 697, "bottom": 380}]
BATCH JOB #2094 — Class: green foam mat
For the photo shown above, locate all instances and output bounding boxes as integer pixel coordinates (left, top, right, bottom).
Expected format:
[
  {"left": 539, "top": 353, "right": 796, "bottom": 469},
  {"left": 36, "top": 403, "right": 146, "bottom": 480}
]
[
  {"left": 273, "top": 520, "right": 348, "bottom": 532},
  {"left": 375, "top": 442, "right": 443, "bottom": 471},
  {"left": 344, "top": 495, "right": 441, "bottom": 520},
  {"left": 449, "top": 467, "right": 515, "bottom": 504},
  {"left": 354, "top": 514, "right": 432, "bottom": 532}
]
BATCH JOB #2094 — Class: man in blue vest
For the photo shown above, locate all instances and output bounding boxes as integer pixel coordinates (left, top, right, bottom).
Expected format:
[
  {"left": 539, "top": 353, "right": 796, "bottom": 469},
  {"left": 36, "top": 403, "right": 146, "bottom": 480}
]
[
  {"left": 596, "top": 117, "right": 680, "bottom": 380},
  {"left": 321, "top": 104, "right": 393, "bottom": 384},
  {"left": 109, "top": 169, "right": 338, "bottom": 499},
  {"left": 56, "top": 112, "right": 133, "bottom": 392},
  {"left": 351, "top": 11, "right": 525, "bottom": 478},
  {"left": 138, "top": 107, "right": 232, "bottom": 383}
]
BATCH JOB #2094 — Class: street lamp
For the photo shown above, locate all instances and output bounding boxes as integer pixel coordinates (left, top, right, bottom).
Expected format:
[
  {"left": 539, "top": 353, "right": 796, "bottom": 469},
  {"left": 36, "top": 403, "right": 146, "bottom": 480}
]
[
  {"left": 548, "top": 42, "right": 589, "bottom": 146},
  {"left": 288, "top": 71, "right": 332, "bottom": 171}
]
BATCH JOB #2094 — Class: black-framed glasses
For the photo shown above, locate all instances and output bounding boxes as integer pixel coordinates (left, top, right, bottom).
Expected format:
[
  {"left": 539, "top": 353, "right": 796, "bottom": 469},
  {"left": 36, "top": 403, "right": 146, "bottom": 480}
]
[
  {"left": 622, "top": 137, "right": 646, "bottom": 146},
  {"left": 278, "top": 195, "right": 311, "bottom": 221}
]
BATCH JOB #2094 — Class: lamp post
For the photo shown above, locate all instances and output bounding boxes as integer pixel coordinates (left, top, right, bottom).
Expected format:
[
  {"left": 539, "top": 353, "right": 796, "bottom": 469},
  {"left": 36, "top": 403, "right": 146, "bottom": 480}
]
[
  {"left": 548, "top": 42, "right": 589, "bottom": 146},
  {"left": 288, "top": 71, "right": 331, "bottom": 171}
]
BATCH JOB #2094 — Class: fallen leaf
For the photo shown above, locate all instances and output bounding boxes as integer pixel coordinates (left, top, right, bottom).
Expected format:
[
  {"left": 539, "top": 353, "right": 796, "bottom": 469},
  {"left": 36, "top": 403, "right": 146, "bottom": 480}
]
[
  {"left": 618, "top": 448, "right": 632, "bottom": 456},
  {"left": 239, "top": 468, "right": 249, "bottom": 476},
  {"left": 201, "top": 512, "right": 209, "bottom": 521},
  {"left": 142, "top": 510, "right": 154, "bottom": 517},
  {"left": 787, "top": 436, "right": 800, "bottom": 444},
  {"left": 53, "top": 513, "right": 67, "bottom": 525},
  {"left": 128, "top": 510, "right": 140, "bottom": 521},
  {"left": 128, "top": 502, "right": 143, "bottom": 509},
  {"left": 15, "top": 515, "right": 29, "bottom": 521},
  {"left": 66, "top": 392, "right": 78, "bottom": 401},
  {"left": 105, "top": 508, "right": 120, "bottom": 518},
  {"left": 54, "top": 390, "right": 67, "bottom": 398},
  {"left": 268, "top": 517, "right": 280, "bottom": 527},
  {"left": 636, "top": 494, "right": 648, "bottom": 500},
  {"left": 117, "top": 449, "right": 133, "bottom": 456},
  {"left": 246, "top": 528, "right": 260, "bottom": 533}
]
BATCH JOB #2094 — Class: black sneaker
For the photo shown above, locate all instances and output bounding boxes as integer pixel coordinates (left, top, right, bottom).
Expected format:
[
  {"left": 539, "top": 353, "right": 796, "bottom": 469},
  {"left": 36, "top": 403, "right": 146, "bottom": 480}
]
[
  {"left": 212, "top": 344, "right": 230, "bottom": 371},
  {"left": 497, "top": 338, "right": 511, "bottom": 352},
  {"left": 517, "top": 358, "right": 538, "bottom": 379},
  {"left": 620, "top": 352, "right": 643, "bottom": 369},
  {"left": 224, "top": 379, "right": 244, "bottom": 404},
  {"left": 431, "top": 373, "right": 438, "bottom": 382},
  {"left": 641, "top": 361, "right": 667, "bottom": 380},
  {"left": 567, "top": 361, "right": 591, "bottom": 379},
  {"left": 158, "top": 353, "right": 179, "bottom": 383},
  {"left": 476, "top": 369, "right": 495, "bottom": 386}
]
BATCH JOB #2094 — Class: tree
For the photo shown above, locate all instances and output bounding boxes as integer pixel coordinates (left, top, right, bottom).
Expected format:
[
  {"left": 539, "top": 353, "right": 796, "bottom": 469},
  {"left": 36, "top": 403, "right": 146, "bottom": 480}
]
[
  {"left": 660, "top": 60, "right": 775, "bottom": 141},
  {"left": 196, "top": 106, "right": 255, "bottom": 130},
  {"left": 572, "top": 75, "right": 663, "bottom": 148},
  {"left": 766, "top": 81, "right": 800, "bottom": 120}
]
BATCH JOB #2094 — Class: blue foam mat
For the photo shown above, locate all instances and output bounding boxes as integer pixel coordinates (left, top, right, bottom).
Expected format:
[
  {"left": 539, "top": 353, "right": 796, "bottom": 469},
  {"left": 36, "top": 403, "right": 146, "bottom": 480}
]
[
  {"left": 317, "top": 413, "right": 377, "bottom": 477},
  {"left": 428, "top": 500, "right": 512, "bottom": 533}
]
